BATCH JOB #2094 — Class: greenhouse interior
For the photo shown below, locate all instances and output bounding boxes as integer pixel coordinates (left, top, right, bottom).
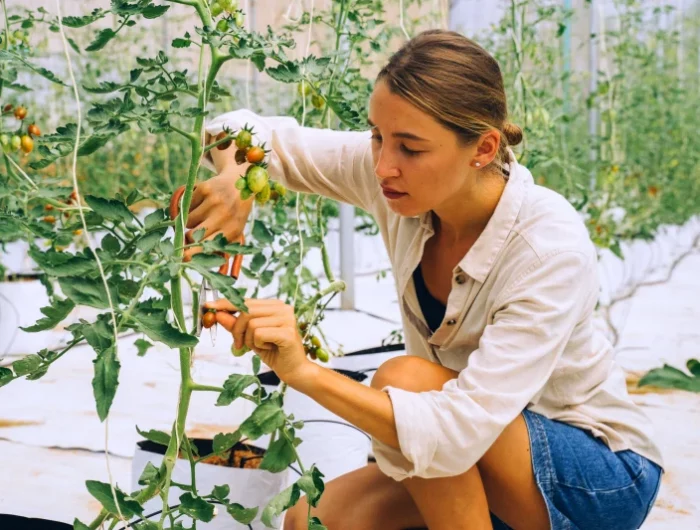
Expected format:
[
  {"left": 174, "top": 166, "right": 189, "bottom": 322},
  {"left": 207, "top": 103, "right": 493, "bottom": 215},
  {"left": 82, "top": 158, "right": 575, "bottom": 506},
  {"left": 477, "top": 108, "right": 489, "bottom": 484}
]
[{"left": 1, "top": 0, "right": 699, "bottom": 529}]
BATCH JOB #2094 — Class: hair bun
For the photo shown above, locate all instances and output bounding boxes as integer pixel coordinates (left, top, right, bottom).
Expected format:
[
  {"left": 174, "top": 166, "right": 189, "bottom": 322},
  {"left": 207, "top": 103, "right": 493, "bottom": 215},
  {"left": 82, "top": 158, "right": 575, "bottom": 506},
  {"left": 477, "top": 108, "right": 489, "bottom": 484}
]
[{"left": 503, "top": 122, "right": 523, "bottom": 146}]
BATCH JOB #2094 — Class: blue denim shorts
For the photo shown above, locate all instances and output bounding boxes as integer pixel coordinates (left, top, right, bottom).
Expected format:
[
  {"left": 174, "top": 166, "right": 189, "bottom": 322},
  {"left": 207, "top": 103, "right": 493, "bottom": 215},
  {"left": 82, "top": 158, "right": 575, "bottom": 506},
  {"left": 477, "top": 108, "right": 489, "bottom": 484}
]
[{"left": 491, "top": 409, "right": 663, "bottom": 530}]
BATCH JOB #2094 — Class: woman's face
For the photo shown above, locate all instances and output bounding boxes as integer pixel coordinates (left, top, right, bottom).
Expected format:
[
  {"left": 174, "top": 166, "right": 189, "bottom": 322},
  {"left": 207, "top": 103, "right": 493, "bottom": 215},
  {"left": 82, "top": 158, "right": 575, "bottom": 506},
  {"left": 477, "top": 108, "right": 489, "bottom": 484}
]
[{"left": 367, "top": 79, "right": 480, "bottom": 217}]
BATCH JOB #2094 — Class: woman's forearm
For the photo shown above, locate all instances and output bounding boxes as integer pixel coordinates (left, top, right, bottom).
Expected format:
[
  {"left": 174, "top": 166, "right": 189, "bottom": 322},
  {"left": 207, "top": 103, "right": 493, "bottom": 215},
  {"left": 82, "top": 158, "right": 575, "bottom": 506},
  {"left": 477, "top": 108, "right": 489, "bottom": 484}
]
[{"left": 287, "top": 363, "right": 400, "bottom": 450}]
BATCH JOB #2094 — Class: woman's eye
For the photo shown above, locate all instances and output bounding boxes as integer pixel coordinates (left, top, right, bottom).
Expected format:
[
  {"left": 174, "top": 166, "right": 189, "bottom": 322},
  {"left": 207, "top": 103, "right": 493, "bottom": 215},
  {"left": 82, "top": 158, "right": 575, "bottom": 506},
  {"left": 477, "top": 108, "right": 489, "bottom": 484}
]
[
  {"left": 401, "top": 145, "right": 420, "bottom": 156},
  {"left": 371, "top": 135, "right": 382, "bottom": 143}
]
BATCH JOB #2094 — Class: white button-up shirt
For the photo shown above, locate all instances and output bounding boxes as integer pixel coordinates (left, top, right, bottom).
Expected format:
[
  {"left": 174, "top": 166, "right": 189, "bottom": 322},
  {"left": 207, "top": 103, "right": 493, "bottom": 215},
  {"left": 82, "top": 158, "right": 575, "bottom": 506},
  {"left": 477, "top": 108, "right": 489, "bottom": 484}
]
[{"left": 204, "top": 111, "right": 664, "bottom": 481}]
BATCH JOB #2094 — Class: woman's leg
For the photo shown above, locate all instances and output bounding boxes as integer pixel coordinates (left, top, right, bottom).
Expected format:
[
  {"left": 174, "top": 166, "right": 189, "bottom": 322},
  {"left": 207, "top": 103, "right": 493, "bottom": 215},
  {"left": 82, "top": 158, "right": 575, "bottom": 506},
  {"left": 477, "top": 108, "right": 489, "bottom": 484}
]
[
  {"left": 371, "top": 356, "right": 550, "bottom": 530},
  {"left": 283, "top": 462, "right": 426, "bottom": 530}
]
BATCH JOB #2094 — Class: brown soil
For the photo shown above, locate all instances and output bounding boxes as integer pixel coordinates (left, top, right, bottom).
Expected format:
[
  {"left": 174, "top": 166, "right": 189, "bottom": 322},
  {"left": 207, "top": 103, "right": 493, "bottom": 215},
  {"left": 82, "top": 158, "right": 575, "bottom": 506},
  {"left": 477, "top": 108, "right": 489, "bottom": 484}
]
[
  {"left": 625, "top": 371, "right": 675, "bottom": 395},
  {"left": 178, "top": 445, "right": 264, "bottom": 469}
]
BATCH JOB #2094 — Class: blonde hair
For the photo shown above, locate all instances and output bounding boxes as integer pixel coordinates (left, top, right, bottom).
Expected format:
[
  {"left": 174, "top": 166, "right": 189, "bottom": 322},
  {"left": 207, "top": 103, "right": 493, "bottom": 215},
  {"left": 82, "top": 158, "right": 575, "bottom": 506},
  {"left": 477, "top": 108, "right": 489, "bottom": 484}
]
[{"left": 376, "top": 29, "right": 522, "bottom": 175}]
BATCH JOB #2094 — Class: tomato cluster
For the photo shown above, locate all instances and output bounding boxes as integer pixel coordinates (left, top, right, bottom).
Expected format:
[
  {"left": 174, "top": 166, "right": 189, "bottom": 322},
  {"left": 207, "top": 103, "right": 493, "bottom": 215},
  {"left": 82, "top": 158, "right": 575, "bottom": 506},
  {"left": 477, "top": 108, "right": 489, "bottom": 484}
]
[
  {"left": 213, "top": 127, "right": 287, "bottom": 206},
  {"left": 298, "top": 322, "right": 330, "bottom": 362},
  {"left": 210, "top": 0, "right": 244, "bottom": 28},
  {"left": 297, "top": 82, "right": 326, "bottom": 110},
  {"left": 1, "top": 103, "right": 41, "bottom": 155}
]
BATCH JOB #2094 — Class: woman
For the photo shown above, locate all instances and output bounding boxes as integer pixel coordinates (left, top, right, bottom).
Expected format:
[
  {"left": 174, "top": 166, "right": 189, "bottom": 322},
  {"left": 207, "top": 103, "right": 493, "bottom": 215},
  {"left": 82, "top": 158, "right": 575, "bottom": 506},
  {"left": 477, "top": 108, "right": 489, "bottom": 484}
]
[{"left": 191, "top": 30, "right": 664, "bottom": 530}]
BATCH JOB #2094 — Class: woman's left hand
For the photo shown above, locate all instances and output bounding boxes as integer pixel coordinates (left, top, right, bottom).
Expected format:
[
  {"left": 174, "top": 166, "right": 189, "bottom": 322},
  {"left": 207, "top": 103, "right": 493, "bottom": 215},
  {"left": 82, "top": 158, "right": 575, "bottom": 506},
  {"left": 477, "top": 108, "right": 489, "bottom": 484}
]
[{"left": 204, "top": 298, "right": 313, "bottom": 384}]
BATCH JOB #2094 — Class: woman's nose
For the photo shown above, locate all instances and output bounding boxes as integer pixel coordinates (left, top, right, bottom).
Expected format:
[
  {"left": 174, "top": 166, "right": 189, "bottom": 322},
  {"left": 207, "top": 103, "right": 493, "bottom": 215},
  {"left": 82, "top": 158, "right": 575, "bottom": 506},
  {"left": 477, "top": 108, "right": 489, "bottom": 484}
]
[{"left": 373, "top": 147, "right": 400, "bottom": 179}]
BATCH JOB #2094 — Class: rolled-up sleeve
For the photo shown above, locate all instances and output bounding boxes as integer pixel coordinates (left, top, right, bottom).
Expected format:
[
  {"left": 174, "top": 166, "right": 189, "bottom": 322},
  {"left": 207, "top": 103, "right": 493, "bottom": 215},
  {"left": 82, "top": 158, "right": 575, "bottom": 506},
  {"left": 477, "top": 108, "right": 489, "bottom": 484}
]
[
  {"left": 372, "top": 250, "right": 598, "bottom": 481},
  {"left": 203, "top": 110, "right": 378, "bottom": 212}
]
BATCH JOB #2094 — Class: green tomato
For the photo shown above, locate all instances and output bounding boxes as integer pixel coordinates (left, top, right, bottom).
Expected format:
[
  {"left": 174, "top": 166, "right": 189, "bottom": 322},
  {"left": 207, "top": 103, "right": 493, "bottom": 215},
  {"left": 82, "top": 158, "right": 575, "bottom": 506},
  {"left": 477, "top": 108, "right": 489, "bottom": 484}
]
[
  {"left": 235, "top": 177, "right": 247, "bottom": 191},
  {"left": 216, "top": 19, "right": 228, "bottom": 32},
  {"left": 219, "top": 0, "right": 232, "bottom": 9},
  {"left": 246, "top": 166, "right": 269, "bottom": 193},
  {"left": 297, "top": 82, "right": 312, "bottom": 98},
  {"left": 235, "top": 129, "right": 252, "bottom": 150},
  {"left": 231, "top": 344, "right": 250, "bottom": 357},
  {"left": 315, "top": 348, "right": 329, "bottom": 363},
  {"left": 272, "top": 181, "right": 287, "bottom": 197},
  {"left": 255, "top": 184, "right": 271, "bottom": 205},
  {"left": 311, "top": 94, "right": 325, "bottom": 109},
  {"left": 10, "top": 135, "right": 21, "bottom": 151},
  {"left": 211, "top": 1, "right": 223, "bottom": 17},
  {"left": 310, "top": 335, "right": 322, "bottom": 348},
  {"left": 240, "top": 188, "right": 252, "bottom": 201},
  {"left": 234, "top": 12, "right": 245, "bottom": 28},
  {"left": 0, "top": 134, "right": 9, "bottom": 147}
]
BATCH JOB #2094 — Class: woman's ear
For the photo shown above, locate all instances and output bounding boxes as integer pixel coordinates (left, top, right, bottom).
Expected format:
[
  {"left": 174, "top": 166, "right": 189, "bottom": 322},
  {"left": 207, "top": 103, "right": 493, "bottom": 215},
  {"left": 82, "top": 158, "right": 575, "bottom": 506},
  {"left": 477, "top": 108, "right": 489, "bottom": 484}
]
[{"left": 475, "top": 129, "right": 501, "bottom": 164}]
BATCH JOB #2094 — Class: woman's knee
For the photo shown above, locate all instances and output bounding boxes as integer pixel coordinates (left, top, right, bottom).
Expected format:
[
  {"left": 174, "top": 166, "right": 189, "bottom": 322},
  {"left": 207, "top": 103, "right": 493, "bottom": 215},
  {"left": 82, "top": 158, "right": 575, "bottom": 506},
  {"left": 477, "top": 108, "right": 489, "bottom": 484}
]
[{"left": 371, "top": 355, "right": 458, "bottom": 393}]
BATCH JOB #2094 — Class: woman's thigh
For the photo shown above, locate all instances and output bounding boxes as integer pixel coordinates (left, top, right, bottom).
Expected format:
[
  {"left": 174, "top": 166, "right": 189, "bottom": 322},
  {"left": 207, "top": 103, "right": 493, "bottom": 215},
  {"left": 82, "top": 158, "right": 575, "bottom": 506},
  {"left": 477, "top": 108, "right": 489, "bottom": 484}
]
[{"left": 283, "top": 463, "right": 426, "bottom": 530}]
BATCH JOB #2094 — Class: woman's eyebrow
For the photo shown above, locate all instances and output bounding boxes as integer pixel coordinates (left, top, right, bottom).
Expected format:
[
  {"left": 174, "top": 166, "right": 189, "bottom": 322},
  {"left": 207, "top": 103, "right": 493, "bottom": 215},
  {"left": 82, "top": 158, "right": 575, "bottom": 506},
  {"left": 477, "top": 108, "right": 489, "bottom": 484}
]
[{"left": 367, "top": 118, "right": 429, "bottom": 142}]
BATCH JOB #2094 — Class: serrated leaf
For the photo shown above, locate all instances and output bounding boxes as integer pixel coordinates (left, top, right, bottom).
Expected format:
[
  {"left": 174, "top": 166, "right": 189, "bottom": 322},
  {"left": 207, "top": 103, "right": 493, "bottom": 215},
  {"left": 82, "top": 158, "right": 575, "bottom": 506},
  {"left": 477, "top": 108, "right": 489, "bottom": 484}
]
[
  {"left": 136, "top": 426, "right": 171, "bottom": 447},
  {"left": 85, "top": 480, "right": 143, "bottom": 518},
  {"left": 213, "top": 431, "right": 240, "bottom": 453},
  {"left": 85, "top": 195, "right": 133, "bottom": 224},
  {"left": 261, "top": 483, "right": 299, "bottom": 528},
  {"left": 216, "top": 374, "right": 259, "bottom": 406},
  {"left": 86, "top": 28, "right": 117, "bottom": 52},
  {"left": 239, "top": 401, "right": 286, "bottom": 440},
  {"left": 144, "top": 208, "right": 166, "bottom": 229},
  {"left": 227, "top": 503, "right": 258, "bottom": 525},
  {"left": 21, "top": 298, "right": 75, "bottom": 332},
  {"left": 131, "top": 309, "right": 198, "bottom": 348},
  {"left": 7, "top": 83, "right": 31, "bottom": 92},
  {"left": 179, "top": 492, "right": 215, "bottom": 522},
  {"left": 135, "top": 228, "right": 167, "bottom": 252},
  {"left": 0, "top": 51, "right": 69, "bottom": 87},
  {"left": 172, "top": 37, "right": 191, "bottom": 48},
  {"left": 83, "top": 81, "right": 122, "bottom": 94},
  {"left": 58, "top": 276, "right": 118, "bottom": 309},
  {"left": 265, "top": 61, "right": 302, "bottom": 83},
  {"left": 62, "top": 12, "right": 106, "bottom": 28},
  {"left": 135, "top": 338, "right": 153, "bottom": 357},
  {"left": 252, "top": 220, "right": 274, "bottom": 244},
  {"left": 259, "top": 435, "right": 296, "bottom": 473},
  {"left": 143, "top": 4, "right": 170, "bottom": 19},
  {"left": 0, "top": 367, "right": 13, "bottom": 388},
  {"left": 29, "top": 247, "right": 96, "bottom": 277},
  {"left": 78, "top": 134, "right": 116, "bottom": 156},
  {"left": 92, "top": 346, "right": 120, "bottom": 421},
  {"left": 137, "top": 461, "right": 160, "bottom": 486},
  {"left": 297, "top": 465, "right": 325, "bottom": 507},
  {"left": 12, "top": 354, "right": 43, "bottom": 376},
  {"left": 72, "top": 316, "right": 114, "bottom": 351}
]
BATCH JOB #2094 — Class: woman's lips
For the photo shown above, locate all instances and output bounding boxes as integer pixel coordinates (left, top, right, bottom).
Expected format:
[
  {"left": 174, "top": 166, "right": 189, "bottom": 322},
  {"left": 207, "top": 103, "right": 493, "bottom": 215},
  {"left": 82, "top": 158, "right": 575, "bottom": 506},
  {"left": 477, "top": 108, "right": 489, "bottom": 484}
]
[{"left": 382, "top": 188, "right": 407, "bottom": 200}]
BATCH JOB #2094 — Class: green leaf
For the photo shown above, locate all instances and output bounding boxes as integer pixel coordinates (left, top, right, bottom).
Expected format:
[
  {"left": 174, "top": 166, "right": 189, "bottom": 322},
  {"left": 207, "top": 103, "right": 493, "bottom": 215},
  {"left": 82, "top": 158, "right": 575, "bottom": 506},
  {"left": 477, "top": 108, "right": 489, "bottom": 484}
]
[
  {"left": 21, "top": 299, "right": 75, "bottom": 332},
  {"left": 85, "top": 480, "right": 143, "bottom": 518},
  {"left": 131, "top": 310, "right": 198, "bottom": 348},
  {"left": 101, "top": 234, "right": 121, "bottom": 254},
  {"left": 252, "top": 355, "right": 261, "bottom": 375},
  {"left": 12, "top": 354, "right": 43, "bottom": 376},
  {"left": 297, "top": 465, "right": 325, "bottom": 507},
  {"left": 179, "top": 492, "right": 215, "bottom": 522},
  {"left": 261, "top": 483, "right": 300, "bottom": 528},
  {"left": 85, "top": 195, "right": 133, "bottom": 224},
  {"left": 62, "top": 12, "right": 106, "bottom": 28},
  {"left": 135, "top": 338, "right": 154, "bottom": 357},
  {"left": 137, "top": 461, "right": 160, "bottom": 486},
  {"left": 213, "top": 431, "right": 241, "bottom": 453},
  {"left": 265, "top": 61, "right": 302, "bottom": 83},
  {"left": 0, "top": 51, "right": 69, "bottom": 86},
  {"left": 227, "top": 503, "right": 259, "bottom": 525},
  {"left": 0, "top": 367, "right": 13, "bottom": 388},
  {"left": 259, "top": 435, "right": 296, "bottom": 473},
  {"left": 135, "top": 228, "right": 167, "bottom": 252},
  {"left": 253, "top": 220, "right": 274, "bottom": 244},
  {"left": 144, "top": 208, "right": 166, "bottom": 229},
  {"left": 187, "top": 265, "right": 246, "bottom": 311},
  {"left": 251, "top": 252, "right": 266, "bottom": 272},
  {"left": 58, "top": 276, "right": 117, "bottom": 309},
  {"left": 216, "top": 374, "right": 259, "bottom": 406},
  {"left": 78, "top": 134, "right": 116, "bottom": 156},
  {"left": 136, "top": 426, "right": 171, "bottom": 447},
  {"left": 190, "top": 253, "right": 226, "bottom": 269},
  {"left": 29, "top": 247, "right": 96, "bottom": 277},
  {"left": 142, "top": 5, "right": 170, "bottom": 19},
  {"left": 239, "top": 401, "right": 286, "bottom": 440},
  {"left": 172, "top": 37, "right": 191, "bottom": 48},
  {"left": 687, "top": 359, "right": 700, "bottom": 377},
  {"left": 73, "top": 519, "right": 91, "bottom": 530},
  {"left": 638, "top": 364, "right": 700, "bottom": 393},
  {"left": 86, "top": 28, "right": 117, "bottom": 52},
  {"left": 82, "top": 81, "right": 122, "bottom": 94},
  {"left": 73, "top": 316, "right": 114, "bottom": 351},
  {"left": 211, "top": 484, "right": 230, "bottom": 502},
  {"left": 92, "top": 346, "right": 120, "bottom": 421},
  {"left": 307, "top": 517, "right": 328, "bottom": 530}
]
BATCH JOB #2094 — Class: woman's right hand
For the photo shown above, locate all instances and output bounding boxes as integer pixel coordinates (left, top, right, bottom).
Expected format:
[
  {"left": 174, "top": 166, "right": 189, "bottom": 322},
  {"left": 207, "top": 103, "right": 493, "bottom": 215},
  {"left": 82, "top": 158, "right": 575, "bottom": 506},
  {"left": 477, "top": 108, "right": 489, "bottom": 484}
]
[{"left": 183, "top": 168, "right": 254, "bottom": 261}]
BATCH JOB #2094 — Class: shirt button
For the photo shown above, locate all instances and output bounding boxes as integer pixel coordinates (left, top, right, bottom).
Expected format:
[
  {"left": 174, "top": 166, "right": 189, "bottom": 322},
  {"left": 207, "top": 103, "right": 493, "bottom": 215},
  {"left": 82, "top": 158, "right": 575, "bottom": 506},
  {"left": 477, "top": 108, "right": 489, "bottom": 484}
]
[
  {"left": 455, "top": 274, "right": 466, "bottom": 284},
  {"left": 447, "top": 319, "right": 457, "bottom": 326}
]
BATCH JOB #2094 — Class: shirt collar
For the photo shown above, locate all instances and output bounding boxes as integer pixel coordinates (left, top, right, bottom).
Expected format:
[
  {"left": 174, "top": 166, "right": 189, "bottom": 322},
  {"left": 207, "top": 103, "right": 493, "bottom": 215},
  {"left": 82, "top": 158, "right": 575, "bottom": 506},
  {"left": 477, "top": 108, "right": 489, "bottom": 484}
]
[{"left": 418, "top": 153, "right": 531, "bottom": 284}]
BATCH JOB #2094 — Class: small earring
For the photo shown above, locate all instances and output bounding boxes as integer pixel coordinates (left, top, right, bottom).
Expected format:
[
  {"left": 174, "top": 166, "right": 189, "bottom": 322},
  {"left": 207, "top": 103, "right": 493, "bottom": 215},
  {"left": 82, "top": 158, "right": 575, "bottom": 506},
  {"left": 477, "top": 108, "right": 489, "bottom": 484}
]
[{"left": 475, "top": 162, "right": 481, "bottom": 167}]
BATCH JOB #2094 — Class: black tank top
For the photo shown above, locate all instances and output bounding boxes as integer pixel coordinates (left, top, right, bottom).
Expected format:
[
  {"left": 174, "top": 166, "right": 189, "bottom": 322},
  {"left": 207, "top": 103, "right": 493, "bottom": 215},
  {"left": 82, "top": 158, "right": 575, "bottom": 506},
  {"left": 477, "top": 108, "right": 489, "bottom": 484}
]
[{"left": 412, "top": 264, "right": 446, "bottom": 333}]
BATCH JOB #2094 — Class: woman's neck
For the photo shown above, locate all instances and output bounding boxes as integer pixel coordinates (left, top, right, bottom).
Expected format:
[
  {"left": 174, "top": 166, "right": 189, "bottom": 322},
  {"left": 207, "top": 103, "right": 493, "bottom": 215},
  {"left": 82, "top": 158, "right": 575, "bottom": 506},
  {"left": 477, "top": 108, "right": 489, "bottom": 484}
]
[{"left": 431, "top": 173, "right": 507, "bottom": 245}]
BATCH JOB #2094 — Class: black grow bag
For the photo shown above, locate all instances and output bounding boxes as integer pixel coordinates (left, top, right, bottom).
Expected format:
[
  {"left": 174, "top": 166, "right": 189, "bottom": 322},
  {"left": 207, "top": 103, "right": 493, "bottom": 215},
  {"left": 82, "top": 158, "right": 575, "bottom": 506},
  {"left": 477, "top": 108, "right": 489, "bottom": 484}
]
[
  {"left": 137, "top": 437, "right": 266, "bottom": 468},
  {"left": 257, "top": 368, "right": 368, "bottom": 386},
  {"left": 0, "top": 514, "right": 72, "bottom": 530}
]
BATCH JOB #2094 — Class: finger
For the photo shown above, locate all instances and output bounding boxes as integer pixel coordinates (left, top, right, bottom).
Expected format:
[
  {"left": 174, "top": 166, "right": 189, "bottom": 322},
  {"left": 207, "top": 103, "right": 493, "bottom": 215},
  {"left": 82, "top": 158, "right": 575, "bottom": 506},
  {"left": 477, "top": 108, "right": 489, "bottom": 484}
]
[
  {"left": 232, "top": 311, "right": 253, "bottom": 350},
  {"left": 252, "top": 327, "right": 294, "bottom": 351},
  {"left": 245, "top": 316, "right": 286, "bottom": 351},
  {"left": 188, "top": 183, "right": 206, "bottom": 212},
  {"left": 204, "top": 299, "right": 241, "bottom": 313},
  {"left": 186, "top": 199, "right": 212, "bottom": 229},
  {"left": 215, "top": 312, "right": 237, "bottom": 333}
]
